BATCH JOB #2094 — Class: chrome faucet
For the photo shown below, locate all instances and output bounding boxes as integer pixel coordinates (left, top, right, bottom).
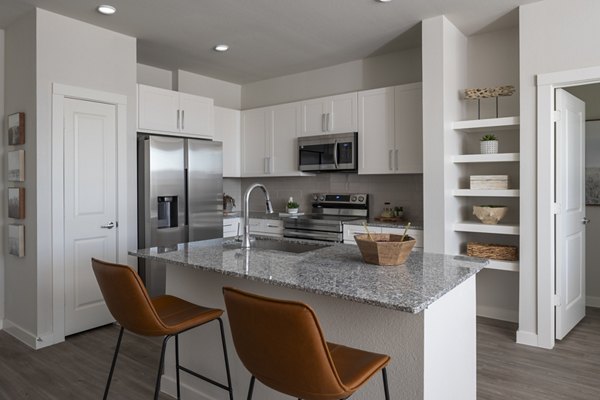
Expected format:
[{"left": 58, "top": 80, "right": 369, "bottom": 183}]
[{"left": 242, "top": 183, "right": 274, "bottom": 248}]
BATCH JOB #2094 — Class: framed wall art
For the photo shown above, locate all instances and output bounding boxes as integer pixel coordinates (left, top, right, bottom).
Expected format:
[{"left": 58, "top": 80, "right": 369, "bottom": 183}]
[
  {"left": 8, "top": 187, "right": 25, "bottom": 219},
  {"left": 8, "top": 224, "right": 25, "bottom": 258},
  {"left": 8, "top": 150, "right": 25, "bottom": 182},
  {"left": 8, "top": 112, "right": 25, "bottom": 145}
]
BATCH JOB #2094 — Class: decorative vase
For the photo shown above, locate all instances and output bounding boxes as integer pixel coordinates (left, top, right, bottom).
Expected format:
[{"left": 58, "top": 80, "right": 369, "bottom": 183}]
[{"left": 480, "top": 140, "right": 498, "bottom": 154}]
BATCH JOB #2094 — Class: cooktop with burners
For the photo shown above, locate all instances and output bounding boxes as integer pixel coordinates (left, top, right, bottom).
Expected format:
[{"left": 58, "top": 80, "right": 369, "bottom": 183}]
[{"left": 283, "top": 193, "right": 368, "bottom": 242}]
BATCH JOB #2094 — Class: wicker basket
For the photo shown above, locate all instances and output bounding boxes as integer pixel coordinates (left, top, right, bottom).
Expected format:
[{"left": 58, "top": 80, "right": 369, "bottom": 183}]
[
  {"left": 467, "top": 242, "right": 518, "bottom": 261},
  {"left": 355, "top": 234, "right": 416, "bottom": 266}
]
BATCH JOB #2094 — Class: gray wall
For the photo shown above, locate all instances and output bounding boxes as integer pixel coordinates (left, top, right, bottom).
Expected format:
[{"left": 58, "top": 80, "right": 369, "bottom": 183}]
[
  {"left": 137, "top": 63, "right": 173, "bottom": 90},
  {"left": 241, "top": 48, "right": 422, "bottom": 109},
  {"left": 4, "top": 11, "right": 37, "bottom": 336},
  {"left": 240, "top": 174, "right": 423, "bottom": 222},
  {"left": 177, "top": 70, "right": 242, "bottom": 110},
  {"left": 0, "top": 29, "right": 5, "bottom": 325}
]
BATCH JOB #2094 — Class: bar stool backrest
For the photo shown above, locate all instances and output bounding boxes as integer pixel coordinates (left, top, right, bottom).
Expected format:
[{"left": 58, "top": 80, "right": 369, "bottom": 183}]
[
  {"left": 92, "top": 258, "right": 168, "bottom": 336},
  {"left": 222, "top": 287, "right": 348, "bottom": 399}
]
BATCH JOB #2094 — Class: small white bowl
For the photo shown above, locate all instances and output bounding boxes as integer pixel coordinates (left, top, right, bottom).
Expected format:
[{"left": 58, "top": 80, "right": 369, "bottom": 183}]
[{"left": 287, "top": 208, "right": 299, "bottom": 214}]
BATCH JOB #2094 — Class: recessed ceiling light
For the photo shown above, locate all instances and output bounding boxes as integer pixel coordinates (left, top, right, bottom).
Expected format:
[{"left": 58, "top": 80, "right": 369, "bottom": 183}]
[
  {"left": 214, "top": 44, "right": 229, "bottom": 52},
  {"left": 97, "top": 5, "right": 116, "bottom": 15}
]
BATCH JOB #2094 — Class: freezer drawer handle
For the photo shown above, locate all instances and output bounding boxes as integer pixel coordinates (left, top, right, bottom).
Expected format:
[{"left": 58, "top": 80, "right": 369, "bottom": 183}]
[{"left": 101, "top": 222, "right": 115, "bottom": 229}]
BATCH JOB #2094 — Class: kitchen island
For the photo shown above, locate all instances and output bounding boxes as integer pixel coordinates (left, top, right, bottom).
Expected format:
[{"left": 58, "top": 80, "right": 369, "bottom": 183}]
[{"left": 130, "top": 238, "right": 485, "bottom": 400}]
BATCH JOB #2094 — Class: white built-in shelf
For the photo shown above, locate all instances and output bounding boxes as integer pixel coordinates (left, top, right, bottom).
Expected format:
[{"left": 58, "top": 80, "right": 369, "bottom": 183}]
[
  {"left": 452, "top": 153, "right": 520, "bottom": 163},
  {"left": 485, "top": 259, "right": 520, "bottom": 272},
  {"left": 453, "top": 222, "right": 520, "bottom": 235},
  {"left": 452, "top": 189, "right": 520, "bottom": 197},
  {"left": 452, "top": 116, "right": 520, "bottom": 133}
]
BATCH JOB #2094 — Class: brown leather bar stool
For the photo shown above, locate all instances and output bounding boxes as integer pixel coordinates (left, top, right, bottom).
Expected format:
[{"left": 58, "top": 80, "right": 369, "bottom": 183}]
[
  {"left": 91, "top": 258, "right": 234, "bottom": 400},
  {"left": 222, "top": 287, "right": 391, "bottom": 400}
]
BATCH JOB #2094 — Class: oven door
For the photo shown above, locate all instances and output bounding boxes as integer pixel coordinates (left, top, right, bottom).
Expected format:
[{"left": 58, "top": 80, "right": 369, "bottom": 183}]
[
  {"left": 283, "top": 228, "right": 342, "bottom": 242},
  {"left": 298, "top": 132, "right": 357, "bottom": 171}
]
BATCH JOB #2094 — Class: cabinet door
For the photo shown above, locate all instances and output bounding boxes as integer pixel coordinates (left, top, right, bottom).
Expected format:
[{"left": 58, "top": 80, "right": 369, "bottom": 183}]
[
  {"left": 300, "top": 98, "right": 328, "bottom": 136},
  {"left": 138, "top": 84, "right": 179, "bottom": 133},
  {"left": 394, "top": 83, "right": 423, "bottom": 173},
  {"left": 271, "top": 103, "right": 300, "bottom": 175},
  {"left": 358, "top": 88, "right": 395, "bottom": 174},
  {"left": 179, "top": 92, "right": 214, "bottom": 137},
  {"left": 241, "top": 108, "right": 269, "bottom": 176},
  {"left": 380, "top": 226, "right": 423, "bottom": 249},
  {"left": 223, "top": 218, "right": 241, "bottom": 238},
  {"left": 214, "top": 107, "right": 241, "bottom": 177},
  {"left": 328, "top": 92, "right": 358, "bottom": 134}
]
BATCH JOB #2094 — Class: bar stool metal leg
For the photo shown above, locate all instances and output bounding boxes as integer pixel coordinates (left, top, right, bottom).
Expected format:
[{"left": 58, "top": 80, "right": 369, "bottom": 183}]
[
  {"left": 382, "top": 367, "right": 390, "bottom": 400},
  {"left": 103, "top": 326, "right": 125, "bottom": 400},
  {"left": 217, "top": 318, "right": 235, "bottom": 400},
  {"left": 247, "top": 375, "right": 256, "bottom": 400},
  {"left": 154, "top": 335, "right": 173, "bottom": 400},
  {"left": 175, "top": 334, "right": 181, "bottom": 400}
]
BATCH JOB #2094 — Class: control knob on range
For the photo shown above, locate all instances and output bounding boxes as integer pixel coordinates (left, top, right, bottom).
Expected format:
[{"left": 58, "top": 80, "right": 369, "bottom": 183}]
[
  {"left": 358, "top": 196, "right": 365, "bottom": 202},
  {"left": 351, "top": 196, "right": 357, "bottom": 202},
  {"left": 319, "top": 195, "right": 325, "bottom": 201},
  {"left": 313, "top": 194, "right": 319, "bottom": 201}
]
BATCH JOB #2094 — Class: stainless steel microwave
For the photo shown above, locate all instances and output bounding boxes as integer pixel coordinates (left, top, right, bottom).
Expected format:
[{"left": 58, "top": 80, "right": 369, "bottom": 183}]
[{"left": 298, "top": 132, "right": 358, "bottom": 172}]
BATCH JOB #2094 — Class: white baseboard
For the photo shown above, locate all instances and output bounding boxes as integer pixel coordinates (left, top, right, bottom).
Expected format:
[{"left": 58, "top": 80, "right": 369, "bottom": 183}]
[
  {"left": 3, "top": 319, "right": 40, "bottom": 349},
  {"left": 161, "top": 374, "right": 219, "bottom": 400},
  {"left": 0, "top": 319, "right": 3, "bottom": 330},
  {"left": 476, "top": 305, "right": 518, "bottom": 323},
  {"left": 587, "top": 296, "right": 600, "bottom": 308},
  {"left": 516, "top": 330, "right": 539, "bottom": 347}
]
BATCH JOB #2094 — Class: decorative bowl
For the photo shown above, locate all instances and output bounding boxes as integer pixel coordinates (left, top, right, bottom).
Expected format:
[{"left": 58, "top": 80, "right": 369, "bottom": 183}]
[
  {"left": 473, "top": 205, "right": 508, "bottom": 225},
  {"left": 354, "top": 234, "right": 416, "bottom": 266}
]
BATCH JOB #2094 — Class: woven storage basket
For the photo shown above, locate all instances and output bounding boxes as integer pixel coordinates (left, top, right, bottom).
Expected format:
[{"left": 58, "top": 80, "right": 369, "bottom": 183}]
[
  {"left": 355, "top": 234, "right": 415, "bottom": 266},
  {"left": 467, "top": 242, "right": 518, "bottom": 261}
]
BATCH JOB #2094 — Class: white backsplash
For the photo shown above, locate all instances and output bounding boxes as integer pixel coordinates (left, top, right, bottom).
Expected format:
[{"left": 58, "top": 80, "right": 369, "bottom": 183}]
[{"left": 231, "top": 174, "right": 423, "bottom": 222}]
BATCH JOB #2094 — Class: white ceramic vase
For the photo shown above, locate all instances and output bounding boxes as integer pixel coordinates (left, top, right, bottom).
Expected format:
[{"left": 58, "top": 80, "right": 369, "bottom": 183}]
[
  {"left": 480, "top": 140, "right": 498, "bottom": 154},
  {"left": 287, "top": 208, "right": 299, "bottom": 214}
]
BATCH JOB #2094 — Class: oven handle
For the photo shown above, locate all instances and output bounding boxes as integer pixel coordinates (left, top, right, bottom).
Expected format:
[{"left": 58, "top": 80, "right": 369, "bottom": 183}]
[
  {"left": 284, "top": 230, "right": 340, "bottom": 242},
  {"left": 333, "top": 140, "right": 338, "bottom": 169}
]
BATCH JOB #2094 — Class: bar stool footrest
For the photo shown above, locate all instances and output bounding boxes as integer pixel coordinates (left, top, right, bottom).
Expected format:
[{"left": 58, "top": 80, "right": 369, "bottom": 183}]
[{"left": 178, "top": 365, "right": 232, "bottom": 392}]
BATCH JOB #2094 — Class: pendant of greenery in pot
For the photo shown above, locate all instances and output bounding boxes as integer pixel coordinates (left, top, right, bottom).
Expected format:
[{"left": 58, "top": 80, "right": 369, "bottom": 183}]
[{"left": 480, "top": 134, "right": 498, "bottom": 154}]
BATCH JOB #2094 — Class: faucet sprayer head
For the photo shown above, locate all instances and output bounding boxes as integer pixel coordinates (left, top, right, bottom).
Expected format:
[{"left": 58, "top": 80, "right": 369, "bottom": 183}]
[{"left": 266, "top": 199, "right": 274, "bottom": 214}]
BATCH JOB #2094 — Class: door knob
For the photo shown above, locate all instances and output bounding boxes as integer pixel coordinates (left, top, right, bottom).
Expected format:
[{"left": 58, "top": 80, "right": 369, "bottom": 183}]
[
  {"left": 582, "top": 217, "right": 591, "bottom": 225},
  {"left": 101, "top": 222, "right": 115, "bottom": 229}
]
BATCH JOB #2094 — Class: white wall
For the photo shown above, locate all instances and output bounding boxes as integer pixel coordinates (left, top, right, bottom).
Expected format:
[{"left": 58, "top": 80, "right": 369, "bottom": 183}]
[
  {"left": 177, "top": 70, "right": 241, "bottom": 110},
  {"left": 137, "top": 63, "right": 172, "bottom": 90},
  {"left": 519, "top": 0, "right": 600, "bottom": 344},
  {"left": 241, "top": 48, "right": 422, "bottom": 109},
  {"left": 3, "top": 11, "right": 37, "bottom": 339},
  {"left": 0, "top": 29, "right": 5, "bottom": 326}
]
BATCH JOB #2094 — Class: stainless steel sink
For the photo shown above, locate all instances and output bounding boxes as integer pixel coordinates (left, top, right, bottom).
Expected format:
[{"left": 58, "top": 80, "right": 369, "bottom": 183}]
[{"left": 225, "top": 238, "right": 330, "bottom": 254}]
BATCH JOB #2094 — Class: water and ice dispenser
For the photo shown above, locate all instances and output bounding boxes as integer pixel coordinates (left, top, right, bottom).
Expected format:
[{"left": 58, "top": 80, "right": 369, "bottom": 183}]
[{"left": 157, "top": 196, "right": 178, "bottom": 229}]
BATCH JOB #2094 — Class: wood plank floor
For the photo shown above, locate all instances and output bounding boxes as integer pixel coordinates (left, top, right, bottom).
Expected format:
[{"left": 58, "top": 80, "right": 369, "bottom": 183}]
[{"left": 0, "top": 309, "right": 599, "bottom": 399}]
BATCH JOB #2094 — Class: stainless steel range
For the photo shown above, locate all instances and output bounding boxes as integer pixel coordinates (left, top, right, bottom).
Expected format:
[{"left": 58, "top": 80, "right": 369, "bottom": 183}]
[{"left": 283, "top": 193, "right": 368, "bottom": 242}]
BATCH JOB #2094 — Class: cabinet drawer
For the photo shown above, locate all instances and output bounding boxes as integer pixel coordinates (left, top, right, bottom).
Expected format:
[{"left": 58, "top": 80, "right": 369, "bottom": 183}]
[
  {"left": 249, "top": 218, "right": 284, "bottom": 237},
  {"left": 223, "top": 218, "right": 240, "bottom": 238}
]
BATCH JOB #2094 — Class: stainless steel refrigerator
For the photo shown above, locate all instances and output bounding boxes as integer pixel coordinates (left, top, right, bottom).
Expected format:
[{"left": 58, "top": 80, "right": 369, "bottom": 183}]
[{"left": 137, "top": 134, "right": 223, "bottom": 296}]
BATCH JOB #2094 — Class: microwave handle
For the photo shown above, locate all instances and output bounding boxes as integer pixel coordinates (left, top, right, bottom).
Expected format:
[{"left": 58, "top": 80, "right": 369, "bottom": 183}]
[{"left": 333, "top": 140, "right": 338, "bottom": 168}]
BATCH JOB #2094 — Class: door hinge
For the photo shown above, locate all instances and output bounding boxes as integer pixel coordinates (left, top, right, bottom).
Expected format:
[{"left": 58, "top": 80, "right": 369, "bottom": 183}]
[
  {"left": 552, "top": 203, "right": 560, "bottom": 215},
  {"left": 553, "top": 294, "right": 561, "bottom": 307},
  {"left": 553, "top": 110, "right": 561, "bottom": 122}
]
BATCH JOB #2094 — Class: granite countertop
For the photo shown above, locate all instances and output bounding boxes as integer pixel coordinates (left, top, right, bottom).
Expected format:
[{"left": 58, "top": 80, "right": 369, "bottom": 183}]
[
  {"left": 130, "top": 238, "right": 485, "bottom": 314},
  {"left": 344, "top": 219, "right": 424, "bottom": 230}
]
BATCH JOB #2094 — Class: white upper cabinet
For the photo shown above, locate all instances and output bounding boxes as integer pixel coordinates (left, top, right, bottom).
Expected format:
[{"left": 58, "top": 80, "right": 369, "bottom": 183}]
[
  {"left": 358, "top": 83, "right": 422, "bottom": 174},
  {"left": 214, "top": 106, "right": 241, "bottom": 178},
  {"left": 241, "top": 102, "right": 303, "bottom": 177},
  {"left": 300, "top": 92, "right": 357, "bottom": 136},
  {"left": 138, "top": 84, "right": 214, "bottom": 138}
]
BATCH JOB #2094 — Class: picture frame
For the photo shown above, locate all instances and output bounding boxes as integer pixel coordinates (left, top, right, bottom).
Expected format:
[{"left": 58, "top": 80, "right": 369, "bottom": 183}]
[
  {"left": 8, "top": 224, "right": 25, "bottom": 258},
  {"left": 585, "top": 120, "right": 600, "bottom": 205},
  {"left": 8, "top": 112, "right": 25, "bottom": 145},
  {"left": 8, "top": 150, "right": 25, "bottom": 182},
  {"left": 8, "top": 187, "right": 25, "bottom": 219}
]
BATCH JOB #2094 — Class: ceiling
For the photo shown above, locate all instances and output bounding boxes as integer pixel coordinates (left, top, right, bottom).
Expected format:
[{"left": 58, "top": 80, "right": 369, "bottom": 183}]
[{"left": 0, "top": 0, "right": 539, "bottom": 84}]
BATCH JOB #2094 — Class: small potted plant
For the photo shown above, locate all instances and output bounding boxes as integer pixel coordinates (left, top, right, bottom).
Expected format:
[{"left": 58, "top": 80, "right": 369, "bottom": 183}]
[
  {"left": 286, "top": 197, "right": 300, "bottom": 214},
  {"left": 480, "top": 134, "right": 498, "bottom": 154}
]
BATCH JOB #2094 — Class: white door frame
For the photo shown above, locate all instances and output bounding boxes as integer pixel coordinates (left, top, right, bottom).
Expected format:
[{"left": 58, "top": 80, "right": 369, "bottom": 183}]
[
  {"left": 537, "top": 65, "right": 600, "bottom": 349},
  {"left": 51, "top": 83, "right": 128, "bottom": 344}
]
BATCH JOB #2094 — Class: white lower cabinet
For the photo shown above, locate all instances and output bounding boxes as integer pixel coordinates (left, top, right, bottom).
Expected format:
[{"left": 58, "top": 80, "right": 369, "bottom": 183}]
[
  {"left": 249, "top": 218, "right": 284, "bottom": 237},
  {"left": 223, "top": 218, "right": 241, "bottom": 238},
  {"left": 343, "top": 224, "right": 423, "bottom": 249}
]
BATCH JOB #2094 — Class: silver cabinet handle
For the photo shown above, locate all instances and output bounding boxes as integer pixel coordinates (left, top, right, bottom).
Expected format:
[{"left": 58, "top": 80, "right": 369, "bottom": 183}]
[
  {"left": 182, "top": 109, "right": 185, "bottom": 130},
  {"left": 101, "top": 222, "right": 115, "bottom": 229},
  {"left": 322, "top": 113, "right": 326, "bottom": 132},
  {"left": 395, "top": 149, "right": 399, "bottom": 171},
  {"left": 177, "top": 110, "right": 180, "bottom": 130},
  {"left": 328, "top": 113, "right": 332, "bottom": 132},
  {"left": 389, "top": 150, "right": 393, "bottom": 170},
  {"left": 583, "top": 217, "right": 591, "bottom": 225},
  {"left": 264, "top": 157, "right": 269, "bottom": 174},
  {"left": 267, "top": 224, "right": 280, "bottom": 228}
]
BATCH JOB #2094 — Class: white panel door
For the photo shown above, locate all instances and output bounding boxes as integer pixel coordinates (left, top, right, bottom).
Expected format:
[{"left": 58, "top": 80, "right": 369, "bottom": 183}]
[
  {"left": 138, "top": 84, "right": 179, "bottom": 133},
  {"left": 214, "top": 106, "right": 241, "bottom": 177},
  {"left": 271, "top": 103, "right": 300, "bottom": 174},
  {"left": 179, "top": 92, "right": 214, "bottom": 137},
  {"left": 328, "top": 92, "right": 358, "bottom": 134},
  {"left": 556, "top": 89, "right": 586, "bottom": 340},
  {"left": 395, "top": 83, "right": 423, "bottom": 173},
  {"left": 241, "top": 108, "right": 269, "bottom": 176},
  {"left": 358, "top": 87, "right": 395, "bottom": 174},
  {"left": 300, "top": 98, "right": 328, "bottom": 136},
  {"left": 64, "top": 98, "right": 117, "bottom": 336}
]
